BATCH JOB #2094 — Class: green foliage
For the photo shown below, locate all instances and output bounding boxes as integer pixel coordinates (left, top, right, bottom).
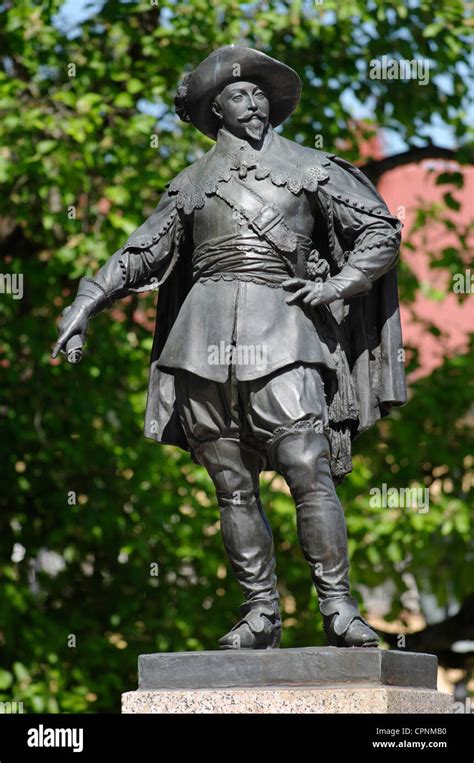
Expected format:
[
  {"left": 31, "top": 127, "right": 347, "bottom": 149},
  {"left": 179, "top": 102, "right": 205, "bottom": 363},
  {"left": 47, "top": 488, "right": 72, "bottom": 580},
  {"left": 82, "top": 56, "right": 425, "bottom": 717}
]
[{"left": 0, "top": 0, "right": 472, "bottom": 712}]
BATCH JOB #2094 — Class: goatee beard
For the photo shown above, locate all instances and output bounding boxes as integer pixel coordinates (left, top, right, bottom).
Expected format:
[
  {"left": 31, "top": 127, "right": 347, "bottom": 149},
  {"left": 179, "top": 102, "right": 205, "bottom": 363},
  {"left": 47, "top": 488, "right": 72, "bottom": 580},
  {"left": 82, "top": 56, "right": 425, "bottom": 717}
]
[{"left": 243, "top": 118, "right": 267, "bottom": 142}]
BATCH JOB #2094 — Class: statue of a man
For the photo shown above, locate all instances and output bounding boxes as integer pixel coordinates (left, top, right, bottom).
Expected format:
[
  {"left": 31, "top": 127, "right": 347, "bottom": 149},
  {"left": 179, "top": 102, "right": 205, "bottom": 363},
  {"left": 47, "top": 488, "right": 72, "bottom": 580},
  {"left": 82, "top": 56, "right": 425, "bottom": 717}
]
[{"left": 53, "top": 46, "right": 407, "bottom": 650}]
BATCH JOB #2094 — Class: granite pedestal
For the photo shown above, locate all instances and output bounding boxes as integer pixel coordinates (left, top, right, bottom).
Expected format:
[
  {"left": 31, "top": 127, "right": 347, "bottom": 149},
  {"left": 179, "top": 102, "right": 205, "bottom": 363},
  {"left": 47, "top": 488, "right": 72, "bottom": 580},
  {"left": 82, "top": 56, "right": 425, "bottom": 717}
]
[{"left": 121, "top": 647, "right": 453, "bottom": 714}]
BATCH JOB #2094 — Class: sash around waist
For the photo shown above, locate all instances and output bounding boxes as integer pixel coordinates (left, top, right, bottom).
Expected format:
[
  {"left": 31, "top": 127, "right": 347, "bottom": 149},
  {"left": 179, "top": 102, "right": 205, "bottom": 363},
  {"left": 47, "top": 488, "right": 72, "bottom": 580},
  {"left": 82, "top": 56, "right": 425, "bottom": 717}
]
[{"left": 192, "top": 234, "right": 312, "bottom": 285}]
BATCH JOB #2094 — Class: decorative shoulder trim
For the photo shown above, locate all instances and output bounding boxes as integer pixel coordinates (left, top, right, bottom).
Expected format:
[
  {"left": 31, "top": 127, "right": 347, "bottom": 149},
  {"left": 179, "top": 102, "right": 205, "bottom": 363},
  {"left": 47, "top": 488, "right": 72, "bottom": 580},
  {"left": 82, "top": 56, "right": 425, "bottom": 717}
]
[
  {"left": 128, "top": 218, "right": 186, "bottom": 294},
  {"left": 123, "top": 207, "right": 178, "bottom": 251},
  {"left": 330, "top": 190, "right": 390, "bottom": 217},
  {"left": 348, "top": 227, "right": 402, "bottom": 255},
  {"left": 168, "top": 159, "right": 232, "bottom": 215},
  {"left": 253, "top": 161, "right": 329, "bottom": 194},
  {"left": 166, "top": 168, "right": 195, "bottom": 194},
  {"left": 167, "top": 156, "right": 330, "bottom": 215}
]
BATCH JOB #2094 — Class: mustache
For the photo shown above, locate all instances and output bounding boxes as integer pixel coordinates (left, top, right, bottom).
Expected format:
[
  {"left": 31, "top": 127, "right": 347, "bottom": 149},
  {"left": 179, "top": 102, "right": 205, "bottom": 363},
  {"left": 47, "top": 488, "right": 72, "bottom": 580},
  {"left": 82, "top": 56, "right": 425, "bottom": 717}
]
[{"left": 238, "top": 113, "right": 266, "bottom": 123}]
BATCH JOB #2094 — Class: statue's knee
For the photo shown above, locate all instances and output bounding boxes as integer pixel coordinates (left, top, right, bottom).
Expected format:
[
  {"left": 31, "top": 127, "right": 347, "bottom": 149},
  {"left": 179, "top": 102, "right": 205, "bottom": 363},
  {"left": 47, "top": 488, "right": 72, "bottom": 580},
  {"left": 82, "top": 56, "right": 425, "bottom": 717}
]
[
  {"left": 271, "top": 428, "right": 331, "bottom": 495},
  {"left": 194, "top": 438, "right": 259, "bottom": 499}
]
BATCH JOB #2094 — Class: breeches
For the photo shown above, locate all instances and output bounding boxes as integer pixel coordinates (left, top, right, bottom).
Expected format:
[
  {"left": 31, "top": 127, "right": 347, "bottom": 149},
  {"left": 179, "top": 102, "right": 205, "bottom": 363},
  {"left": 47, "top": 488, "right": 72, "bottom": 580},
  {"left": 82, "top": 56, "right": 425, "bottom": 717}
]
[{"left": 174, "top": 361, "right": 329, "bottom": 470}]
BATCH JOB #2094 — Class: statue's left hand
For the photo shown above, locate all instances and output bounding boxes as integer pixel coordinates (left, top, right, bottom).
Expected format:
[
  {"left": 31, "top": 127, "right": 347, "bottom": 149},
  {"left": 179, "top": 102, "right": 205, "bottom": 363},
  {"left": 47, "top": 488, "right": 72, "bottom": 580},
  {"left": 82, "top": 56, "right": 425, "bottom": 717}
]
[{"left": 282, "top": 278, "right": 339, "bottom": 307}]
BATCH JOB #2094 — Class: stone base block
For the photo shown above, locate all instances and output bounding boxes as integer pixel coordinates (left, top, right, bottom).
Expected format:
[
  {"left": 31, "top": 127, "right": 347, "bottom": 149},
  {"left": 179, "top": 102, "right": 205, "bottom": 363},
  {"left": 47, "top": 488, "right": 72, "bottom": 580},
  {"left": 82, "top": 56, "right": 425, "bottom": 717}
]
[
  {"left": 122, "top": 686, "right": 453, "bottom": 714},
  {"left": 122, "top": 647, "right": 453, "bottom": 714}
]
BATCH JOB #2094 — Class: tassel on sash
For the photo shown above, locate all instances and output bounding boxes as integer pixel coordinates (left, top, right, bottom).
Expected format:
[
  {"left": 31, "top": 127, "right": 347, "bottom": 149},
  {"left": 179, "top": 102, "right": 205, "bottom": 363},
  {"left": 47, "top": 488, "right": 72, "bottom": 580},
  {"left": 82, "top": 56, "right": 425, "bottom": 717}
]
[
  {"left": 325, "top": 425, "right": 354, "bottom": 483},
  {"left": 328, "top": 341, "right": 359, "bottom": 423}
]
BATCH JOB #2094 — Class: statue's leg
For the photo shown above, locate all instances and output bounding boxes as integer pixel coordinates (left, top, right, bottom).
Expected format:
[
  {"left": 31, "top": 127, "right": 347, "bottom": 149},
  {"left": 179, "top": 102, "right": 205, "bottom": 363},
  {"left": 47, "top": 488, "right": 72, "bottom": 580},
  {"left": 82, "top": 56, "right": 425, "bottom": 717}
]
[
  {"left": 248, "top": 363, "right": 379, "bottom": 648},
  {"left": 193, "top": 437, "right": 281, "bottom": 649},
  {"left": 174, "top": 369, "right": 281, "bottom": 649}
]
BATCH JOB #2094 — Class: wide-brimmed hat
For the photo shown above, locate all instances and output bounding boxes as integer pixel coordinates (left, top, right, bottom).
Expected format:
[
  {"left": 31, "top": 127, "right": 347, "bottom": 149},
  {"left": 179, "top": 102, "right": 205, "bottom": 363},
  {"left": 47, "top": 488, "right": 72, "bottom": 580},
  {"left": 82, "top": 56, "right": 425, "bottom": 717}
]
[{"left": 174, "top": 45, "right": 301, "bottom": 139}]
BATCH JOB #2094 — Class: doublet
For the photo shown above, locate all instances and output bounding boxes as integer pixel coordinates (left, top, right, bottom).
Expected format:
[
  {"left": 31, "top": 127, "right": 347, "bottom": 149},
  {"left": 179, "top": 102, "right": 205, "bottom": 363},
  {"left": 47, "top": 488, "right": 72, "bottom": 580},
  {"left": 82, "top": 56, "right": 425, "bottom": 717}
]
[{"left": 157, "top": 126, "right": 353, "bottom": 381}]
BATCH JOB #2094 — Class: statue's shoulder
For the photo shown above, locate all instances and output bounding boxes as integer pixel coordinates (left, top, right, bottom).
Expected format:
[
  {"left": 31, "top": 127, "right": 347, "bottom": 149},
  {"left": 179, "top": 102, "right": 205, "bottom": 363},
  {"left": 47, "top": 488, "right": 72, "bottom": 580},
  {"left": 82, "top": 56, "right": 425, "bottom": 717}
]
[
  {"left": 273, "top": 134, "right": 348, "bottom": 191},
  {"left": 276, "top": 134, "right": 337, "bottom": 168},
  {"left": 165, "top": 145, "right": 229, "bottom": 214},
  {"left": 277, "top": 135, "right": 388, "bottom": 207},
  {"left": 277, "top": 134, "right": 369, "bottom": 179},
  {"left": 166, "top": 146, "right": 216, "bottom": 194}
]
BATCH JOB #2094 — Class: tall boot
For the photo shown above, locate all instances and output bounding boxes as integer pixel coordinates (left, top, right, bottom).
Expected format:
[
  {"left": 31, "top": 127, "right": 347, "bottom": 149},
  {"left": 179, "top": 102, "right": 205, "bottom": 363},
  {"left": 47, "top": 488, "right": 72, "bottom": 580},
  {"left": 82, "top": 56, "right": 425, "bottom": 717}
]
[
  {"left": 270, "top": 428, "right": 379, "bottom": 648},
  {"left": 193, "top": 437, "right": 282, "bottom": 649}
]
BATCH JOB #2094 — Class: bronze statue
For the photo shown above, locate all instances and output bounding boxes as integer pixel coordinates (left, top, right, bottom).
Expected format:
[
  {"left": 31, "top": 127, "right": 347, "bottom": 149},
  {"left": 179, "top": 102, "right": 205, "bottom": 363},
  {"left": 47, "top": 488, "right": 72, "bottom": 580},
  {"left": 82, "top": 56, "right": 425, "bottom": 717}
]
[{"left": 53, "top": 46, "right": 407, "bottom": 650}]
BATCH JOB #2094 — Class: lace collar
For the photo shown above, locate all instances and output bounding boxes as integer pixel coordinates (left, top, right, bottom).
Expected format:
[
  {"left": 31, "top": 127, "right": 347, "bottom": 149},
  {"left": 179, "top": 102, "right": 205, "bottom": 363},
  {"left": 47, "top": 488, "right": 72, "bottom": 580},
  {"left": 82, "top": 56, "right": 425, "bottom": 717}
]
[
  {"left": 168, "top": 126, "right": 330, "bottom": 215},
  {"left": 214, "top": 125, "right": 275, "bottom": 171}
]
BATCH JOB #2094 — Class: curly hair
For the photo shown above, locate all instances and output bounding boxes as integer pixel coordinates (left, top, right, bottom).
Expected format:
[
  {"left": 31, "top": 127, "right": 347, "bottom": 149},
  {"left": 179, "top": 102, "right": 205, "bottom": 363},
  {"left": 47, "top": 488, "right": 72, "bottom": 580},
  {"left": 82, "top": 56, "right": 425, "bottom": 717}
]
[{"left": 174, "top": 72, "right": 192, "bottom": 123}]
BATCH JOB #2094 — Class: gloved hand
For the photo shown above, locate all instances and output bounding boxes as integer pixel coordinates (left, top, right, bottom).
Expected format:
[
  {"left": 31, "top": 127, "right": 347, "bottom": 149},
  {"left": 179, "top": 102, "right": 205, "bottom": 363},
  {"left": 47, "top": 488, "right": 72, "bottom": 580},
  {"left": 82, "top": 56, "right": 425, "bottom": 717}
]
[
  {"left": 282, "top": 277, "right": 339, "bottom": 307},
  {"left": 51, "top": 301, "right": 90, "bottom": 360},
  {"left": 51, "top": 278, "right": 110, "bottom": 360}
]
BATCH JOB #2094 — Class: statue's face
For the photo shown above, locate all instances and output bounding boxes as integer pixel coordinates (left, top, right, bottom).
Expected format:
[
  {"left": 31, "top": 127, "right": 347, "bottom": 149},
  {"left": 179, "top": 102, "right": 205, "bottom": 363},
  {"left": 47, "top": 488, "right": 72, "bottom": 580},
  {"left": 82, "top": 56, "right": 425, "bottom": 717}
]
[{"left": 212, "top": 80, "right": 270, "bottom": 143}]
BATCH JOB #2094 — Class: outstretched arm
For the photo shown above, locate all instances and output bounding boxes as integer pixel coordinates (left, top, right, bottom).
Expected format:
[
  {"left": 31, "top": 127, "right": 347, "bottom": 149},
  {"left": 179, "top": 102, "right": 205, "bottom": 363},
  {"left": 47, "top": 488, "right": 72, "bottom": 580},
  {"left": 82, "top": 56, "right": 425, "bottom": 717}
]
[{"left": 52, "top": 191, "right": 183, "bottom": 359}]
